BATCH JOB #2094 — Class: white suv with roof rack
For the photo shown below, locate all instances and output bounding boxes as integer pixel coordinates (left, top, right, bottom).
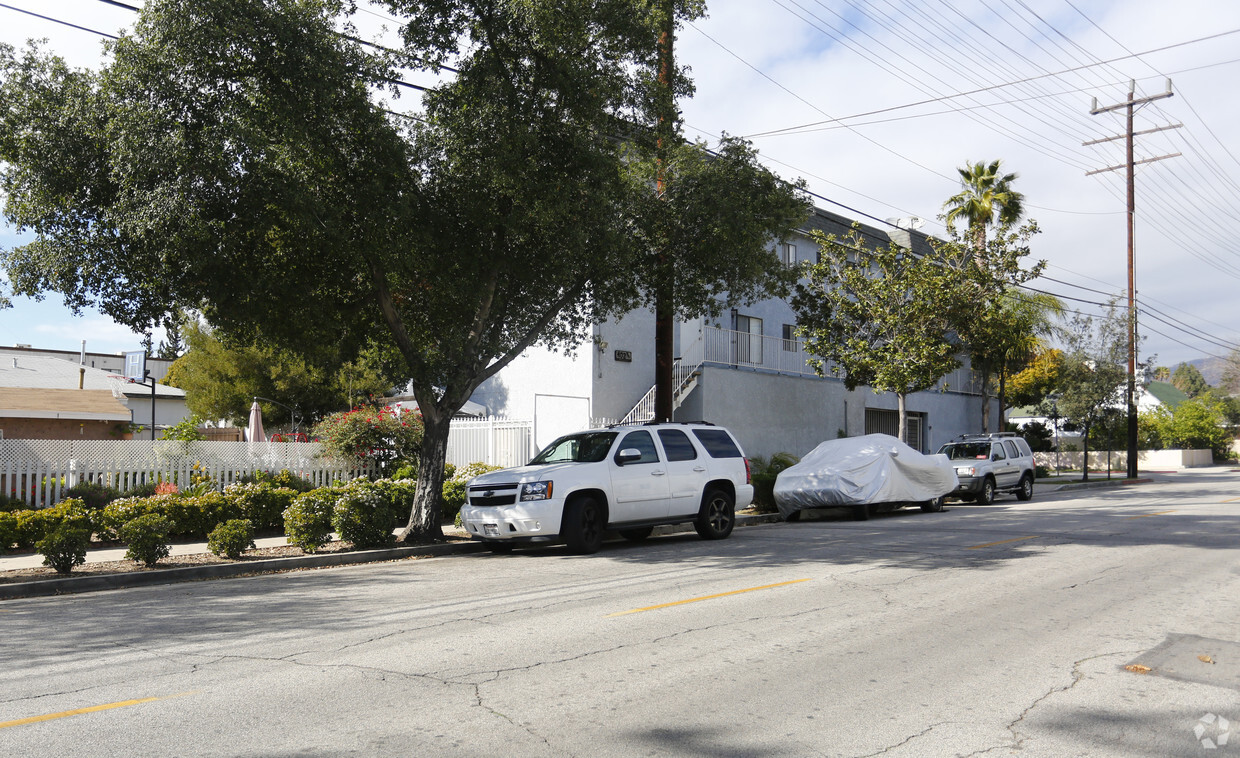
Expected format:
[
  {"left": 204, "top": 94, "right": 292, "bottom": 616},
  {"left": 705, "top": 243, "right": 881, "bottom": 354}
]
[
  {"left": 937, "top": 432, "right": 1036, "bottom": 505},
  {"left": 459, "top": 421, "right": 754, "bottom": 554}
]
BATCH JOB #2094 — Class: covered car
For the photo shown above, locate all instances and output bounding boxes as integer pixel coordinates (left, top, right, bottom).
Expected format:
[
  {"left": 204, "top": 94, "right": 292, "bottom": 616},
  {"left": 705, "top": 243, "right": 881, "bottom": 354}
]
[{"left": 773, "top": 433, "right": 958, "bottom": 520}]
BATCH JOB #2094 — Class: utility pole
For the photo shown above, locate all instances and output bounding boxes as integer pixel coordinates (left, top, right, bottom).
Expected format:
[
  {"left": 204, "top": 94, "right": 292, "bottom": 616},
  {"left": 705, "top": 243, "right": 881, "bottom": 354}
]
[
  {"left": 1085, "top": 79, "right": 1179, "bottom": 479},
  {"left": 653, "top": 0, "right": 675, "bottom": 422}
]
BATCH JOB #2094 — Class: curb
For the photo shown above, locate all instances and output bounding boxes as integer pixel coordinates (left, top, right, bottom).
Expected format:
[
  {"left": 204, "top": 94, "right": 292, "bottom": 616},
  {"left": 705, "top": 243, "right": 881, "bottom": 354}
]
[
  {"left": 0, "top": 514, "right": 785, "bottom": 601},
  {"left": 1052, "top": 477, "right": 1155, "bottom": 492}
]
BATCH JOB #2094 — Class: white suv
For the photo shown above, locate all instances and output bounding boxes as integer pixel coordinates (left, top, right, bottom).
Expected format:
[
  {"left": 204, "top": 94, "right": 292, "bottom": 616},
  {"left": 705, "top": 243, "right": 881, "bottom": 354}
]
[
  {"left": 459, "top": 422, "right": 754, "bottom": 554},
  {"left": 937, "top": 433, "right": 1036, "bottom": 505}
]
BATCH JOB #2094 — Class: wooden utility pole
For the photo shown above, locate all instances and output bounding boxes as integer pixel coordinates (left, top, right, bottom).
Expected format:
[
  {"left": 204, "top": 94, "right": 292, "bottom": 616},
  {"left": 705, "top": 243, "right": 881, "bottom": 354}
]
[
  {"left": 654, "top": 0, "right": 675, "bottom": 422},
  {"left": 1086, "top": 79, "right": 1179, "bottom": 479}
]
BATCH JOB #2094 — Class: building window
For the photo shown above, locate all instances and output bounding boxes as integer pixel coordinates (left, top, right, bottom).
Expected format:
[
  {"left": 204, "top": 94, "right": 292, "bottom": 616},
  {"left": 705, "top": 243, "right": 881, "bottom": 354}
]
[
  {"left": 781, "top": 324, "right": 799, "bottom": 352},
  {"left": 779, "top": 242, "right": 796, "bottom": 266}
]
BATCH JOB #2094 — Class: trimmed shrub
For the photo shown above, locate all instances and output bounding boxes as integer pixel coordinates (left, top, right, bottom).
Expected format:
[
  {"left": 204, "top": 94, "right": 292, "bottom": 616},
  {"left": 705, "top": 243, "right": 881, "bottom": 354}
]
[
  {"left": 441, "top": 463, "right": 502, "bottom": 523},
  {"left": 284, "top": 488, "right": 337, "bottom": 553},
  {"left": 314, "top": 406, "right": 423, "bottom": 476},
  {"left": 332, "top": 480, "right": 399, "bottom": 549},
  {"left": 64, "top": 481, "right": 123, "bottom": 510},
  {"left": 13, "top": 499, "right": 93, "bottom": 549},
  {"left": 240, "top": 469, "right": 316, "bottom": 493},
  {"left": 126, "top": 481, "right": 161, "bottom": 498},
  {"left": 390, "top": 461, "right": 418, "bottom": 481},
  {"left": 119, "top": 514, "right": 172, "bottom": 567},
  {"left": 207, "top": 519, "right": 256, "bottom": 560},
  {"left": 223, "top": 483, "right": 296, "bottom": 531},
  {"left": 0, "top": 493, "right": 27, "bottom": 512},
  {"left": 0, "top": 511, "right": 19, "bottom": 554},
  {"left": 36, "top": 526, "right": 90, "bottom": 574},
  {"left": 749, "top": 453, "right": 800, "bottom": 513}
]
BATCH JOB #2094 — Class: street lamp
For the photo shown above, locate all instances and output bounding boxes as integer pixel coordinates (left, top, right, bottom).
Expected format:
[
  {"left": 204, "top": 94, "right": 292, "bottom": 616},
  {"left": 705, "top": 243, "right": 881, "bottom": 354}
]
[{"left": 1049, "top": 400, "right": 1060, "bottom": 474}]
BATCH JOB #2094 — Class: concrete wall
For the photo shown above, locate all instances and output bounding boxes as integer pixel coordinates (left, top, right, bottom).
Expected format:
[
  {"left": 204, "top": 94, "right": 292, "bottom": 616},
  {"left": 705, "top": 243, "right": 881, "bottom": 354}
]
[
  {"left": 1034, "top": 449, "right": 1214, "bottom": 471},
  {"left": 680, "top": 366, "right": 989, "bottom": 461}
]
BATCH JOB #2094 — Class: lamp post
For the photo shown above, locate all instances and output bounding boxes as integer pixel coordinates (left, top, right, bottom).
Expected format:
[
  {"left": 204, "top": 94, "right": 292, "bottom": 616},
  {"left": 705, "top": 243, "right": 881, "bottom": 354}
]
[{"left": 1050, "top": 401, "right": 1060, "bottom": 474}]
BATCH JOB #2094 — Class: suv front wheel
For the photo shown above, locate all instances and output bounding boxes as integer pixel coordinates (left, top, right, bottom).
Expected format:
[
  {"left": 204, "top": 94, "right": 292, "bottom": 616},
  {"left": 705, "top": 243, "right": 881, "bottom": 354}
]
[
  {"left": 1016, "top": 474, "right": 1034, "bottom": 502},
  {"left": 977, "top": 477, "right": 996, "bottom": 505},
  {"left": 562, "top": 496, "right": 606, "bottom": 554},
  {"left": 694, "top": 488, "right": 735, "bottom": 540}
]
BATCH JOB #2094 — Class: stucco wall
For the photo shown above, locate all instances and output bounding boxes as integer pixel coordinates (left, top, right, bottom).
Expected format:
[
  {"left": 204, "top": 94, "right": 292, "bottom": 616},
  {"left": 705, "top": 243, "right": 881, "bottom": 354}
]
[{"left": 679, "top": 367, "right": 988, "bottom": 461}]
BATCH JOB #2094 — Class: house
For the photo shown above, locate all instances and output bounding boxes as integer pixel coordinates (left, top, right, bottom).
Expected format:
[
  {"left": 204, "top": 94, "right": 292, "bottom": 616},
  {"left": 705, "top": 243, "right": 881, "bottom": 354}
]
[
  {"left": 0, "top": 354, "right": 190, "bottom": 440},
  {"left": 468, "top": 205, "right": 994, "bottom": 461},
  {"left": 1006, "top": 381, "right": 1188, "bottom": 448},
  {"left": 0, "top": 343, "right": 175, "bottom": 383}
]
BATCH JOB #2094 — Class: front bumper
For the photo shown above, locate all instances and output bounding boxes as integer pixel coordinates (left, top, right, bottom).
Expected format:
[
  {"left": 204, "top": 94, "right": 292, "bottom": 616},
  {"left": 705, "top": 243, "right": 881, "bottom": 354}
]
[
  {"left": 948, "top": 475, "right": 985, "bottom": 496},
  {"left": 460, "top": 499, "right": 564, "bottom": 542}
]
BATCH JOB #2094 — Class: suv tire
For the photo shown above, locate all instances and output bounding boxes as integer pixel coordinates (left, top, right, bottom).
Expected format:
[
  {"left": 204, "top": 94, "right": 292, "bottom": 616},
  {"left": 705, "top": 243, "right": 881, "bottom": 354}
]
[
  {"left": 920, "top": 495, "right": 945, "bottom": 512},
  {"left": 977, "top": 477, "right": 996, "bottom": 505},
  {"left": 1016, "top": 474, "right": 1034, "bottom": 502},
  {"left": 562, "top": 496, "right": 605, "bottom": 554},
  {"left": 694, "top": 488, "right": 735, "bottom": 540}
]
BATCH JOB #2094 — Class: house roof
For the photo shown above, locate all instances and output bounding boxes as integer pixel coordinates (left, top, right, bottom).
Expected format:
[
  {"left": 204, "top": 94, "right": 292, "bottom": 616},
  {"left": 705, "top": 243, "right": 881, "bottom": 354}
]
[
  {"left": 1143, "top": 381, "right": 1189, "bottom": 410},
  {"left": 0, "top": 354, "right": 185, "bottom": 399},
  {"left": 0, "top": 387, "right": 132, "bottom": 421}
]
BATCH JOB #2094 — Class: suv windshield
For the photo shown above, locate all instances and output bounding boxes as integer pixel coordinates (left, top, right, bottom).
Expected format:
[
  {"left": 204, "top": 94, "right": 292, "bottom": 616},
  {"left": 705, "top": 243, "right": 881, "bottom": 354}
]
[
  {"left": 938, "top": 442, "right": 992, "bottom": 460},
  {"left": 530, "top": 432, "right": 618, "bottom": 464}
]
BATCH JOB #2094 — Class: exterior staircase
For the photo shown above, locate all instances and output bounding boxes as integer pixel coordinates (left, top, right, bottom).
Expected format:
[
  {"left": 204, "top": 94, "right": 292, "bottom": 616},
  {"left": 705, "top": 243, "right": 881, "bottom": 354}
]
[{"left": 619, "top": 358, "right": 703, "bottom": 424}]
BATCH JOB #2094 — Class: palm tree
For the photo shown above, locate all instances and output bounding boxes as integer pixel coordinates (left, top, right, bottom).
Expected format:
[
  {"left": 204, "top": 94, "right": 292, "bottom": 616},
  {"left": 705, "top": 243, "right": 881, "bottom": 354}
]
[
  {"left": 944, "top": 159, "right": 1026, "bottom": 262},
  {"left": 944, "top": 159, "right": 1027, "bottom": 432}
]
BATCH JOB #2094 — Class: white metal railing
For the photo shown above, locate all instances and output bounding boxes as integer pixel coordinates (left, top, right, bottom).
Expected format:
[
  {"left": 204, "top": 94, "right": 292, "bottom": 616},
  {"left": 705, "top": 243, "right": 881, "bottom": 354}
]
[
  {"left": 446, "top": 417, "right": 532, "bottom": 469},
  {"left": 700, "top": 326, "right": 984, "bottom": 395},
  {"left": 620, "top": 334, "right": 706, "bottom": 424}
]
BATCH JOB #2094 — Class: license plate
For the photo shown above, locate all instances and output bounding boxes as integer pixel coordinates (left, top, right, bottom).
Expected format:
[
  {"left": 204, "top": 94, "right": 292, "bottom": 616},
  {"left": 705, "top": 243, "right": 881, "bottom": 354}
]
[{"left": 483, "top": 524, "right": 499, "bottom": 537}]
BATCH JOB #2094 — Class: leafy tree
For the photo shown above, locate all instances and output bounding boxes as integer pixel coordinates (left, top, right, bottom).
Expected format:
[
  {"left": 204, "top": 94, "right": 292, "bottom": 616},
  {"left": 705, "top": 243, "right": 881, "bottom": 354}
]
[
  {"left": 1008, "top": 347, "right": 1063, "bottom": 409},
  {"left": 313, "top": 406, "right": 423, "bottom": 476},
  {"left": 157, "top": 314, "right": 185, "bottom": 360},
  {"left": 1171, "top": 362, "right": 1210, "bottom": 398},
  {"left": 979, "top": 290, "right": 1063, "bottom": 428},
  {"left": 791, "top": 226, "right": 972, "bottom": 443},
  {"left": 1056, "top": 303, "right": 1131, "bottom": 481},
  {"left": 164, "top": 322, "right": 401, "bottom": 427},
  {"left": 2, "top": 0, "right": 786, "bottom": 540}
]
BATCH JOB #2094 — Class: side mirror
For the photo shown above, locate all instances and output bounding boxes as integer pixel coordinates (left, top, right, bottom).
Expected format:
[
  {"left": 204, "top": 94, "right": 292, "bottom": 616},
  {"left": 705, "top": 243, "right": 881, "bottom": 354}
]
[{"left": 616, "top": 448, "right": 643, "bottom": 465}]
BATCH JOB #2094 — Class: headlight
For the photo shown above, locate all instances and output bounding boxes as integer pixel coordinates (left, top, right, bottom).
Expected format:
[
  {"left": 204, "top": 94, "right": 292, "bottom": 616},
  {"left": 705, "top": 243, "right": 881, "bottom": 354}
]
[
  {"left": 520, "top": 481, "right": 553, "bottom": 501},
  {"left": 957, "top": 467, "right": 975, "bottom": 477}
]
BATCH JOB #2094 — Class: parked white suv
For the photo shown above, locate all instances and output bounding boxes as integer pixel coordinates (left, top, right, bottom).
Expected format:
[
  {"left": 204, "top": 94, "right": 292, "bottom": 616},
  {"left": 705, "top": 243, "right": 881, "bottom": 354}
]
[
  {"left": 937, "top": 433, "right": 1036, "bottom": 504},
  {"left": 459, "top": 422, "right": 754, "bottom": 554}
]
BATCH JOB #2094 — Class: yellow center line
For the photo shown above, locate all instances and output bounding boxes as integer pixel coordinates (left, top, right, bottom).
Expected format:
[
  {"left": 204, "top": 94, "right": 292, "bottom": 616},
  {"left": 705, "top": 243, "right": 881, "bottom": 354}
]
[
  {"left": 967, "top": 536, "right": 1039, "bottom": 550},
  {"left": 1222, "top": 497, "right": 1240, "bottom": 503},
  {"left": 607, "top": 578, "right": 811, "bottom": 617},
  {"left": 1123, "top": 510, "right": 1177, "bottom": 519},
  {"left": 0, "top": 691, "right": 196, "bottom": 730}
]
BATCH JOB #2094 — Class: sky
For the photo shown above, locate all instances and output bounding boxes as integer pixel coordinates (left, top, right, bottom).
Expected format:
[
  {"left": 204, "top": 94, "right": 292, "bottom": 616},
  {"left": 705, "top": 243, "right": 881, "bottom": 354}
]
[{"left": 0, "top": 0, "right": 1238, "bottom": 369}]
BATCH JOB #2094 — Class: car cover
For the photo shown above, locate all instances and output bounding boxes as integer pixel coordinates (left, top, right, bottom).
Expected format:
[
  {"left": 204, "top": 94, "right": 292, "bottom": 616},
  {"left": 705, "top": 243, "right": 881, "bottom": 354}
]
[{"left": 773, "top": 433, "right": 958, "bottom": 517}]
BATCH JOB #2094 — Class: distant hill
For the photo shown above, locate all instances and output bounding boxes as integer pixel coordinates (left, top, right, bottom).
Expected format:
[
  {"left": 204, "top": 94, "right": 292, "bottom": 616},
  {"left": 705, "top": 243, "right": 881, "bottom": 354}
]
[{"left": 1185, "top": 357, "right": 1230, "bottom": 387}]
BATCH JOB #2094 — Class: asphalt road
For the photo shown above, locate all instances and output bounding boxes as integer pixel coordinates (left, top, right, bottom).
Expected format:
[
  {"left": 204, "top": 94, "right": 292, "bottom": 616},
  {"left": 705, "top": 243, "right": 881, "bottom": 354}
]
[{"left": 2, "top": 471, "right": 1238, "bottom": 757}]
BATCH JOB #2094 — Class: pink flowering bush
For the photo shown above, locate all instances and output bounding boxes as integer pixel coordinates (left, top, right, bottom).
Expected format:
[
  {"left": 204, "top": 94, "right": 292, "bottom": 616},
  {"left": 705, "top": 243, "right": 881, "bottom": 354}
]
[{"left": 312, "top": 406, "right": 423, "bottom": 474}]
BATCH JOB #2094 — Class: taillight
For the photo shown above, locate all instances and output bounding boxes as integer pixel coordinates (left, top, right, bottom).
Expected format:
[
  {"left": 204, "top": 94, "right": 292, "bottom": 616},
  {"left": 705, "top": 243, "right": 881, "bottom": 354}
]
[{"left": 744, "top": 457, "right": 752, "bottom": 484}]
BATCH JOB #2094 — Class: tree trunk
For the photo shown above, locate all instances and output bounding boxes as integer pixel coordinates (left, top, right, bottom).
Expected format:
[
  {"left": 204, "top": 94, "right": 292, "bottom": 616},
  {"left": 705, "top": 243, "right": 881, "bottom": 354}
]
[
  {"left": 897, "top": 392, "right": 907, "bottom": 444},
  {"left": 653, "top": 0, "right": 675, "bottom": 423},
  {"left": 399, "top": 414, "right": 449, "bottom": 540},
  {"left": 979, "top": 356, "right": 991, "bottom": 433},
  {"left": 1080, "top": 426, "right": 1090, "bottom": 483}
]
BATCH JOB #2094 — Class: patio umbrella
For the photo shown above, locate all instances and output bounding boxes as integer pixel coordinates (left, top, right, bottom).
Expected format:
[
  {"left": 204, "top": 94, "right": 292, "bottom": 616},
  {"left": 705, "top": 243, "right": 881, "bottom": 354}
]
[{"left": 246, "top": 400, "right": 267, "bottom": 443}]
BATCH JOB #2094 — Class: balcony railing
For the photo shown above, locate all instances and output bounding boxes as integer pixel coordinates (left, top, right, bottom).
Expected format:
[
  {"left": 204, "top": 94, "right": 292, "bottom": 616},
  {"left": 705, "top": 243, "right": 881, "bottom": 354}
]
[{"left": 693, "top": 326, "right": 984, "bottom": 396}]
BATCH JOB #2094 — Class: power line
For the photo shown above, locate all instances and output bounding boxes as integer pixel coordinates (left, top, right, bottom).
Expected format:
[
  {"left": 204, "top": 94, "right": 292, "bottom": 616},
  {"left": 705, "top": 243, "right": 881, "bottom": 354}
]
[{"left": 0, "top": 1, "right": 118, "bottom": 39}]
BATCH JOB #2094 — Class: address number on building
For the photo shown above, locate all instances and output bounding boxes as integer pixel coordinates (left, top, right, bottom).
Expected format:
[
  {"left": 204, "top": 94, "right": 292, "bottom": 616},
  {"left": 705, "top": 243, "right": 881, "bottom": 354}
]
[{"left": 614, "top": 350, "right": 633, "bottom": 362}]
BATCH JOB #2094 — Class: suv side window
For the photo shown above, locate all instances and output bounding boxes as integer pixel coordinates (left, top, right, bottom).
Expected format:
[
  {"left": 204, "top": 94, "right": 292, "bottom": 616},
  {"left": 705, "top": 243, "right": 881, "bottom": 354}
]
[
  {"left": 991, "top": 443, "right": 1006, "bottom": 461},
  {"left": 693, "top": 429, "right": 743, "bottom": 458},
  {"left": 616, "top": 430, "right": 660, "bottom": 465},
  {"left": 657, "top": 429, "right": 698, "bottom": 462},
  {"left": 1003, "top": 440, "right": 1021, "bottom": 458}
]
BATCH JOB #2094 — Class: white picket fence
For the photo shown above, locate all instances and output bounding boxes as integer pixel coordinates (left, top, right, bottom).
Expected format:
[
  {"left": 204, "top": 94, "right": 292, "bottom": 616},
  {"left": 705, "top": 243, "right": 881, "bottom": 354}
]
[{"left": 1, "top": 417, "right": 534, "bottom": 507}]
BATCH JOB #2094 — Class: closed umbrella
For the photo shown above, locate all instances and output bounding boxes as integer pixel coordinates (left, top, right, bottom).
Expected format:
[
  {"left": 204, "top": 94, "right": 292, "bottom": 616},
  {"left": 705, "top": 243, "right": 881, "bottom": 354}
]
[{"left": 246, "top": 400, "right": 267, "bottom": 443}]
